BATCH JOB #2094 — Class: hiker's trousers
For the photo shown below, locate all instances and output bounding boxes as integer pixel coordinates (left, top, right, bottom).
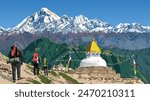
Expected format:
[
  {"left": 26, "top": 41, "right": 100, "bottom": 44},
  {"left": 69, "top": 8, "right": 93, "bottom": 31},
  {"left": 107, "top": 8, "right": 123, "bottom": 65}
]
[
  {"left": 11, "top": 63, "right": 21, "bottom": 80},
  {"left": 44, "top": 67, "right": 48, "bottom": 75},
  {"left": 33, "top": 63, "right": 39, "bottom": 75}
]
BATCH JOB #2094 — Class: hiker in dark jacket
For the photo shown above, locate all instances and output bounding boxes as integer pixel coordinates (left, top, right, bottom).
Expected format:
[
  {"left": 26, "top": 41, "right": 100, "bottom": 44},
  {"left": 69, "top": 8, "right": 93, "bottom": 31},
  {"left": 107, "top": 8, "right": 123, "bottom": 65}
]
[{"left": 8, "top": 45, "right": 23, "bottom": 83}]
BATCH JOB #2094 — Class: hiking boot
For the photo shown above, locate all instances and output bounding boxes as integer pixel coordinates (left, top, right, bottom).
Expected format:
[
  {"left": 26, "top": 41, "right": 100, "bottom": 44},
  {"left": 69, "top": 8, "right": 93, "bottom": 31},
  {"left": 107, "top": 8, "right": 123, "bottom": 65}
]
[{"left": 13, "top": 80, "right": 16, "bottom": 83}]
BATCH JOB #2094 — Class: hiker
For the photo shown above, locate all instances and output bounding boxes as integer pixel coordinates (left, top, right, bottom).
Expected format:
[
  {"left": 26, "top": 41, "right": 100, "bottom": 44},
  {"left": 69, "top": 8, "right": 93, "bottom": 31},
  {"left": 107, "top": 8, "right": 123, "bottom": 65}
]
[
  {"left": 16, "top": 49, "right": 23, "bottom": 79},
  {"left": 43, "top": 58, "right": 48, "bottom": 75},
  {"left": 32, "top": 51, "right": 40, "bottom": 75},
  {"left": 8, "top": 45, "right": 23, "bottom": 82}
]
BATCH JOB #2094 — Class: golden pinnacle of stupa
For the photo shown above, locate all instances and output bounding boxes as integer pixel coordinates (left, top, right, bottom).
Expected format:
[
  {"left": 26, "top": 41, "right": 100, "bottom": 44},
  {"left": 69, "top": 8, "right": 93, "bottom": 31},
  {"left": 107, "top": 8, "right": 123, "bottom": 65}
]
[{"left": 86, "top": 38, "right": 101, "bottom": 53}]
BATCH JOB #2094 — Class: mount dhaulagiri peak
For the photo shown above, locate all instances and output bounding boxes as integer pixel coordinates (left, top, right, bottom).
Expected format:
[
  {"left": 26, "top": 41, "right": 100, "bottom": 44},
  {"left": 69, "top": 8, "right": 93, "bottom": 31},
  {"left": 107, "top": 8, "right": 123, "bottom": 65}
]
[{"left": 1, "top": 7, "right": 150, "bottom": 35}]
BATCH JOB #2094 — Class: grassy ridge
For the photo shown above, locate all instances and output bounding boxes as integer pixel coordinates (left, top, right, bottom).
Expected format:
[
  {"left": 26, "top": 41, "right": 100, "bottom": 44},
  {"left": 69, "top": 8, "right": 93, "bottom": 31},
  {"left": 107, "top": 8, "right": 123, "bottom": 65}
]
[
  {"left": 59, "top": 72, "right": 80, "bottom": 84},
  {"left": 29, "top": 79, "right": 41, "bottom": 84},
  {"left": 39, "top": 75, "right": 52, "bottom": 84},
  {"left": 49, "top": 71, "right": 58, "bottom": 77}
]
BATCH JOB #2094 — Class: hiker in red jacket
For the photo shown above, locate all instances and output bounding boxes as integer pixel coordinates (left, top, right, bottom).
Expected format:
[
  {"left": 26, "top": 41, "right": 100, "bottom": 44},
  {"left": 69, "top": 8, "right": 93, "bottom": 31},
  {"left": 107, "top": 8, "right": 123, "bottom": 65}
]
[{"left": 32, "top": 51, "right": 40, "bottom": 75}]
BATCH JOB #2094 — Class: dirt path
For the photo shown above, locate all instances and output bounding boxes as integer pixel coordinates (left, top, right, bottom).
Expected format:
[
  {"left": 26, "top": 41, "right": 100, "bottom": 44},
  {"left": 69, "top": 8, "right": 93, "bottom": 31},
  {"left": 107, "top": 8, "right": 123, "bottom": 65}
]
[{"left": 0, "top": 61, "right": 41, "bottom": 84}]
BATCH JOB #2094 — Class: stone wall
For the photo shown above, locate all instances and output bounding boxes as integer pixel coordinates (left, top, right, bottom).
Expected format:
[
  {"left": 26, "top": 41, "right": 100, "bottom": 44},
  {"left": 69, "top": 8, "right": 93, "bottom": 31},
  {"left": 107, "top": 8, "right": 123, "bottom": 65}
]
[{"left": 73, "top": 66, "right": 143, "bottom": 84}]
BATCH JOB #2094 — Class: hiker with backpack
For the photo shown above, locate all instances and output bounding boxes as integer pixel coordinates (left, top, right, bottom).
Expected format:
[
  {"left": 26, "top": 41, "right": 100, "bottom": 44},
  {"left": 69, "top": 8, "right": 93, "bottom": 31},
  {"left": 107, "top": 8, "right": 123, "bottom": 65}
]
[
  {"left": 43, "top": 58, "right": 48, "bottom": 75},
  {"left": 32, "top": 50, "right": 40, "bottom": 75},
  {"left": 8, "top": 45, "right": 23, "bottom": 83}
]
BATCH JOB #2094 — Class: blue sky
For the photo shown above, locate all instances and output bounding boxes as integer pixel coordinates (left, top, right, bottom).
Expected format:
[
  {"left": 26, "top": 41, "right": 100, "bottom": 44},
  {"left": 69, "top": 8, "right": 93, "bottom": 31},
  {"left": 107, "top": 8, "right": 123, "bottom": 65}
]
[{"left": 0, "top": 0, "right": 149, "bottom": 28}]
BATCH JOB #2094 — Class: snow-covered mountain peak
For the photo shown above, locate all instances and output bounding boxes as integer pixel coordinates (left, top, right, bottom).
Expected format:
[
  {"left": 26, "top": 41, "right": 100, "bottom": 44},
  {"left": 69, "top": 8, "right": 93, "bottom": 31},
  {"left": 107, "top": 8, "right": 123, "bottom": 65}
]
[
  {"left": 116, "top": 23, "right": 143, "bottom": 28},
  {"left": 132, "top": 23, "right": 140, "bottom": 26},
  {"left": 115, "top": 23, "right": 149, "bottom": 33},
  {"left": 75, "top": 15, "right": 87, "bottom": 19},
  {"left": 0, "top": 26, "right": 11, "bottom": 32},
  {"left": 40, "top": 7, "right": 60, "bottom": 20},
  {"left": 74, "top": 15, "right": 89, "bottom": 24},
  {"left": 116, "top": 23, "right": 130, "bottom": 28},
  {"left": 0, "top": 26, "right": 4, "bottom": 29},
  {"left": 40, "top": 7, "right": 50, "bottom": 12},
  {"left": 0, "top": 27, "right": 4, "bottom": 32},
  {"left": 60, "top": 15, "right": 70, "bottom": 20},
  {"left": 13, "top": 8, "right": 61, "bottom": 33}
]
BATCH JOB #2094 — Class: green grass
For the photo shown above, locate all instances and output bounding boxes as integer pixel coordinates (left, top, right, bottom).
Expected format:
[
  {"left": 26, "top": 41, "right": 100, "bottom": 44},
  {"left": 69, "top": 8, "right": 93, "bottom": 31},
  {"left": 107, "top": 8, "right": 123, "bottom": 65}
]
[
  {"left": 59, "top": 72, "right": 80, "bottom": 84},
  {"left": 49, "top": 71, "right": 58, "bottom": 77},
  {"left": 29, "top": 79, "right": 41, "bottom": 84},
  {"left": 39, "top": 75, "right": 52, "bottom": 84},
  {"left": 26, "top": 64, "right": 33, "bottom": 70}
]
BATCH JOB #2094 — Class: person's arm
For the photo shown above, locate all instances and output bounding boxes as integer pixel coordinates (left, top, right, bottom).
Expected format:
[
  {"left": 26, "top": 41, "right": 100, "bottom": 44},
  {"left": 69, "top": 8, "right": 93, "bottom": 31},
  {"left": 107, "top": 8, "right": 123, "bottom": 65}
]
[
  {"left": 8, "top": 51, "right": 11, "bottom": 58},
  {"left": 7, "top": 51, "right": 11, "bottom": 64},
  {"left": 20, "top": 51, "right": 23, "bottom": 65},
  {"left": 39, "top": 57, "right": 41, "bottom": 64},
  {"left": 47, "top": 61, "right": 48, "bottom": 67}
]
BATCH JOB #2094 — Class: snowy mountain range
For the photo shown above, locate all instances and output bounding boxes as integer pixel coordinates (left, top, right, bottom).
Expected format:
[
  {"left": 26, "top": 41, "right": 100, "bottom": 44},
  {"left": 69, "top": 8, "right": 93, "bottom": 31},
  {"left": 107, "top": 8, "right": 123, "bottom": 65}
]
[
  {"left": 1, "top": 7, "right": 150, "bottom": 53},
  {"left": 1, "top": 7, "right": 150, "bottom": 35}
]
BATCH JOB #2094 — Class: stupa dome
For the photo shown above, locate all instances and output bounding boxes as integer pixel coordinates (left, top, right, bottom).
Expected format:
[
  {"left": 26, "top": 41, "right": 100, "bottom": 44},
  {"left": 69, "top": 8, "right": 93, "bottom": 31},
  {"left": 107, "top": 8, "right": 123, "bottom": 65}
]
[{"left": 79, "top": 38, "right": 107, "bottom": 67}]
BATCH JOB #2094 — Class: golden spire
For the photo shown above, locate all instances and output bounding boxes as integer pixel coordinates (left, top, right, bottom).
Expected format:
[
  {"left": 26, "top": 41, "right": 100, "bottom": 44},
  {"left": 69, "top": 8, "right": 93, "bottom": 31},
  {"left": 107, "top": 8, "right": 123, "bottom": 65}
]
[{"left": 87, "top": 37, "right": 101, "bottom": 53}]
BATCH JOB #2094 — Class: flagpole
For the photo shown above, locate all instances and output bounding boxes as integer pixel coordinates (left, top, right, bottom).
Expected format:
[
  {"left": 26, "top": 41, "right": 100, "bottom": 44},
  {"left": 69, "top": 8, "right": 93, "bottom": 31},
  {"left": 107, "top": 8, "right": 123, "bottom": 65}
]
[
  {"left": 133, "top": 59, "right": 136, "bottom": 83},
  {"left": 66, "top": 51, "right": 71, "bottom": 72}
]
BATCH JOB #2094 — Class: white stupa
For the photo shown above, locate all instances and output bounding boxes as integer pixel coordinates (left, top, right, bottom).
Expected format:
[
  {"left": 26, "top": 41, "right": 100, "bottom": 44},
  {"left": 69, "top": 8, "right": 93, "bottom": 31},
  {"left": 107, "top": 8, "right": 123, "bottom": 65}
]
[{"left": 80, "top": 38, "right": 107, "bottom": 67}]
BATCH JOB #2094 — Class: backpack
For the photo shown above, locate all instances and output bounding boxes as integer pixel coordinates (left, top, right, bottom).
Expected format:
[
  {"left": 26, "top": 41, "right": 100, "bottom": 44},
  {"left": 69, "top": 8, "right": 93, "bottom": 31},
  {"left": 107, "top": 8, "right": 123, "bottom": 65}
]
[
  {"left": 10, "top": 47, "right": 17, "bottom": 57},
  {"left": 32, "top": 53, "right": 38, "bottom": 63},
  {"left": 16, "top": 49, "right": 20, "bottom": 57},
  {"left": 8, "top": 47, "right": 20, "bottom": 63}
]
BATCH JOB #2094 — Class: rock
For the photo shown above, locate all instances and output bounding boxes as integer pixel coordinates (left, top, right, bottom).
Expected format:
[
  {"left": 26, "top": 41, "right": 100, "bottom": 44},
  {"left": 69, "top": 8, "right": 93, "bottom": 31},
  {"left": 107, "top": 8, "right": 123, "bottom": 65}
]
[
  {"left": 0, "top": 64, "right": 11, "bottom": 73},
  {"left": 52, "top": 64, "right": 66, "bottom": 71}
]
